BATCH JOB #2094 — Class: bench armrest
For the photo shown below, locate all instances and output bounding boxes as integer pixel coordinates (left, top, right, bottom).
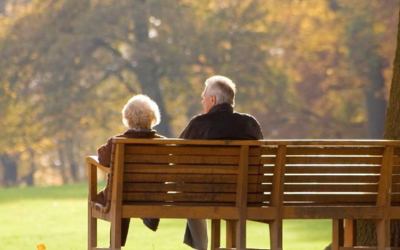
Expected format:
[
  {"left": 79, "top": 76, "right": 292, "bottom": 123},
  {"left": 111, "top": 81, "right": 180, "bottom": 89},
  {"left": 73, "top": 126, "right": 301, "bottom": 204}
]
[
  {"left": 87, "top": 156, "right": 110, "bottom": 206},
  {"left": 86, "top": 156, "right": 110, "bottom": 174}
]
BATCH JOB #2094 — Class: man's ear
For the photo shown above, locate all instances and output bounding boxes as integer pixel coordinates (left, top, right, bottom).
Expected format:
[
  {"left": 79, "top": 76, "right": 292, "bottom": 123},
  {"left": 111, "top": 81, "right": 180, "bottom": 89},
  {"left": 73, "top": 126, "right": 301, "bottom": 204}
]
[{"left": 211, "top": 95, "right": 216, "bottom": 104}]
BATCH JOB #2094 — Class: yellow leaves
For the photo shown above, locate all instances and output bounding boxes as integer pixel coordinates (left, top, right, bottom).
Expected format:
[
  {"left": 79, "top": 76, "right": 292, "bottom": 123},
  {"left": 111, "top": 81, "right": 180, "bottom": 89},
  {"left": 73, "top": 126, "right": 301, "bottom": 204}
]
[
  {"left": 37, "top": 243, "right": 46, "bottom": 250},
  {"left": 198, "top": 54, "right": 207, "bottom": 63}
]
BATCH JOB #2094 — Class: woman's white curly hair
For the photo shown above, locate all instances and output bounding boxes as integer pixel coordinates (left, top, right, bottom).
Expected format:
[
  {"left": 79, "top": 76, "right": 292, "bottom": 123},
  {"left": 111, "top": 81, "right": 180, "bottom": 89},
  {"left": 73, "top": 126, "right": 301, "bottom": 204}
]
[{"left": 122, "top": 94, "right": 161, "bottom": 129}]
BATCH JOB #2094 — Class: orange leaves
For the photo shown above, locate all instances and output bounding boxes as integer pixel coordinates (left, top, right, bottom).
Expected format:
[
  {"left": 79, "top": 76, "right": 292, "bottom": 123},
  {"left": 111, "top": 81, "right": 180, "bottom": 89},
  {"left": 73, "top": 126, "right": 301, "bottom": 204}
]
[{"left": 37, "top": 243, "right": 46, "bottom": 250}]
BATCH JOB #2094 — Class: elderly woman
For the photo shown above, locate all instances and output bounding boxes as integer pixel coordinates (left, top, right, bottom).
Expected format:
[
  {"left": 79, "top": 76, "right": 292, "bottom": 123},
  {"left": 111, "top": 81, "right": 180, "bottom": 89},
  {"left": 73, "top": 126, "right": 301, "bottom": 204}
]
[{"left": 96, "top": 94, "right": 164, "bottom": 246}]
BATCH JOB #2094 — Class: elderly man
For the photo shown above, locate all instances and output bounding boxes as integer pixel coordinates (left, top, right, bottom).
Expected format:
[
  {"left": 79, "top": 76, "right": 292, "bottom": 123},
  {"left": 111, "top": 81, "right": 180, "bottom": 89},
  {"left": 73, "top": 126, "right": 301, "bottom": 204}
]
[{"left": 180, "top": 75, "right": 264, "bottom": 250}]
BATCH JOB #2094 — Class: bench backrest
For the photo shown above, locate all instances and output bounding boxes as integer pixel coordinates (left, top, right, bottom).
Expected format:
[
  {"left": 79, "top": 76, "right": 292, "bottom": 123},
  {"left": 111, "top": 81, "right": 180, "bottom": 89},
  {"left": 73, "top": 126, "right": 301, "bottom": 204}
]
[{"left": 109, "top": 139, "right": 400, "bottom": 218}]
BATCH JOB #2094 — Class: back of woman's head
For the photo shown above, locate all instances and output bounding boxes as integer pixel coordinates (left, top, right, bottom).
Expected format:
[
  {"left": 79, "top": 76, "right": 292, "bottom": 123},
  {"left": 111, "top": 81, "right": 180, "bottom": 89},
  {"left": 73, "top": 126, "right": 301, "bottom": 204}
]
[{"left": 122, "top": 94, "right": 161, "bottom": 129}]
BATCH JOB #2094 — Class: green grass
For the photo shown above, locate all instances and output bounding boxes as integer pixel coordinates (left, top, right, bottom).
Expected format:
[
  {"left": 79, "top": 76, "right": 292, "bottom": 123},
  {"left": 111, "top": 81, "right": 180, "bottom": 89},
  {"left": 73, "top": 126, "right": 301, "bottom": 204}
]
[{"left": 0, "top": 183, "right": 331, "bottom": 250}]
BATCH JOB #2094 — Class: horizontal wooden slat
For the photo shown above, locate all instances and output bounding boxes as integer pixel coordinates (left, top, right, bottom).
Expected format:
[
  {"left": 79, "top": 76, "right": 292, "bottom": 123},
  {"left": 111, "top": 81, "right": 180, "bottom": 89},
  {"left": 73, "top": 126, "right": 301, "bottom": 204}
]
[
  {"left": 284, "top": 184, "right": 378, "bottom": 193},
  {"left": 284, "top": 175, "right": 379, "bottom": 183},
  {"left": 390, "top": 194, "right": 400, "bottom": 202},
  {"left": 122, "top": 205, "right": 240, "bottom": 219},
  {"left": 123, "top": 183, "right": 238, "bottom": 193},
  {"left": 286, "top": 146, "right": 386, "bottom": 156},
  {"left": 391, "top": 183, "right": 400, "bottom": 192},
  {"left": 124, "top": 154, "right": 240, "bottom": 164},
  {"left": 283, "top": 194, "right": 376, "bottom": 203},
  {"left": 126, "top": 145, "right": 241, "bottom": 156},
  {"left": 123, "top": 192, "right": 237, "bottom": 203},
  {"left": 391, "top": 175, "right": 400, "bottom": 183},
  {"left": 124, "top": 164, "right": 240, "bottom": 174},
  {"left": 124, "top": 173, "right": 273, "bottom": 184},
  {"left": 90, "top": 208, "right": 111, "bottom": 221},
  {"left": 246, "top": 207, "right": 277, "bottom": 220},
  {"left": 258, "top": 147, "right": 278, "bottom": 155},
  {"left": 123, "top": 192, "right": 271, "bottom": 203},
  {"left": 393, "top": 166, "right": 400, "bottom": 173},
  {"left": 125, "top": 164, "right": 268, "bottom": 175},
  {"left": 249, "top": 194, "right": 271, "bottom": 203},
  {"left": 112, "top": 138, "right": 400, "bottom": 146},
  {"left": 389, "top": 207, "right": 400, "bottom": 219},
  {"left": 124, "top": 173, "right": 238, "bottom": 183},
  {"left": 285, "top": 156, "right": 383, "bottom": 165},
  {"left": 282, "top": 206, "right": 383, "bottom": 219},
  {"left": 285, "top": 166, "right": 381, "bottom": 174},
  {"left": 123, "top": 183, "right": 272, "bottom": 193}
]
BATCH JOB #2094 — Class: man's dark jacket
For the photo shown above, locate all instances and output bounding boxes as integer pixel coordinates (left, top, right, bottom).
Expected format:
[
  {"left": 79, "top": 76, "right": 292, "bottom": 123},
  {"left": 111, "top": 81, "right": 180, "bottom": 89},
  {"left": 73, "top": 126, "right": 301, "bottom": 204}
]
[
  {"left": 179, "top": 103, "right": 263, "bottom": 249},
  {"left": 180, "top": 103, "right": 264, "bottom": 140}
]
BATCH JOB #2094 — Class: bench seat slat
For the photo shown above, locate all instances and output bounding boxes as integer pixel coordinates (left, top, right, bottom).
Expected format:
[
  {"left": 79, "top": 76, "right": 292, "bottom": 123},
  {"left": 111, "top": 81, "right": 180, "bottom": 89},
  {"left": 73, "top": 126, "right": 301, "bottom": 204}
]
[
  {"left": 125, "top": 164, "right": 267, "bottom": 175},
  {"left": 284, "top": 184, "right": 378, "bottom": 192},
  {"left": 123, "top": 193, "right": 272, "bottom": 203},
  {"left": 124, "top": 155, "right": 240, "bottom": 164},
  {"left": 283, "top": 194, "right": 376, "bottom": 203},
  {"left": 126, "top": 145, "right": 241, "bottom": 156},
  {"left": 286, "top": 147, "right": 386, "bottom": 155},
  {"left": 282, "top": 206, "right": 384, "bottom": 219},
  {"left": 123, "top": 183, "right": 272, "bottom": 193},
  {"left": 124, "top": 173, "right": 273, "bottom": 184},
  {"left": 122, "top": 205, "right": 241, "bottom": 219},
  {"left": 284, "top": 166, "right": 381, "bottom": 174},
  {"left": 284, "top": 156, "right": 383, "bottom": 165},
  {"left": 284, "top": 175, "right": 379, "bottom": 183},
  {"left": 124, "top": 173, "right": 238, "bottom": 183},
  {"left": 124, "top": 164, "right": 240, "bottom": 174},
  {"left": 123, "top": 192, "right": 238, "bottom": 202}
]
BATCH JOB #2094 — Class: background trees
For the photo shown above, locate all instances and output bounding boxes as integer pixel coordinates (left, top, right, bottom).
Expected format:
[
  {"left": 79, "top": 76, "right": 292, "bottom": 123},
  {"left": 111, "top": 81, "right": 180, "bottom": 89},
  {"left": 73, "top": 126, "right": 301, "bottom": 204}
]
[{"left": 0, "top": 0, "right": 399, "bottom": 187}]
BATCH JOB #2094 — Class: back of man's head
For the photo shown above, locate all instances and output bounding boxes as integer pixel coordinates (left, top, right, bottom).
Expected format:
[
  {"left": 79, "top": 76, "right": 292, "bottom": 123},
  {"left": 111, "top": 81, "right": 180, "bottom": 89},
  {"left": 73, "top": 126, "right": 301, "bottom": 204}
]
[{"left": 205, "top": 75, "right": 236, "bottom": 107}]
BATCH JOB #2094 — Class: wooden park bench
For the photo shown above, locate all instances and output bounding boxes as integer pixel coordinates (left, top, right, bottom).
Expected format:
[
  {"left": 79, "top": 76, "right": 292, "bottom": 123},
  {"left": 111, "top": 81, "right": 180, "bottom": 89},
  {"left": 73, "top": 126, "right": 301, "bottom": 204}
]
[{"left": 87, "top": 138, "right": 400, "bottom": 250}]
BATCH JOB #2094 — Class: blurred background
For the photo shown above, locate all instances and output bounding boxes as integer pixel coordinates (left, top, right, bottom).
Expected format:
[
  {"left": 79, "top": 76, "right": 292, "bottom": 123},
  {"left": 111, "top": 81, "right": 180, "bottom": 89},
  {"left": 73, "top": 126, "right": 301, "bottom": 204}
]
[{"left": 0, "top": 0, "right": 399, "bottom": 187}]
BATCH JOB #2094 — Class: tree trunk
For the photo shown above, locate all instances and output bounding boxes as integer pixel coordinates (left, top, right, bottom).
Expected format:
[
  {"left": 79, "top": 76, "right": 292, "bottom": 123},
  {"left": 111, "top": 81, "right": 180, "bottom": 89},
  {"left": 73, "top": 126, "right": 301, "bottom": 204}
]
[
  {"left": 25, "top": 147, "right": 36, "bottom": 186},
  {"left": 357, "top": 6, "right": 400, "bottom": 248},
  {"left": 65, "top": 138, "right": 79, "bottom": 182},
  {"left": 131, "top": 0, "right": 172, "bottom": 136},
  {"left": 0, "top": 0, "right": 6, "bottom": 14},
  {"left": 381, "top": 7, "right": 400, "bottom": 247},
  {"left": 383, "top": 7, "right": 400, "bottom": 141},
  {"left": 364, "top": 55, "right": 387, "bottom": 139},
  {"left": 0, "top": 153, "right": 18, "bottom": 187},
  {"left": 57, "top": 146, "right": 68, "bottom": 184}
]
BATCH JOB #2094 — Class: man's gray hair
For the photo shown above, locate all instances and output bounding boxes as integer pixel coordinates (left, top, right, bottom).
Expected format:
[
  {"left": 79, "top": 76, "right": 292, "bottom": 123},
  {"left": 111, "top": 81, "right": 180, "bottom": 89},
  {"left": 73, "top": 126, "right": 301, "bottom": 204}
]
[
  {"left": 122, "top": 94, "right": 161, "bottom": 129},
  {"left": 204, "top": 75, "right": 236, "bottom": 107}
]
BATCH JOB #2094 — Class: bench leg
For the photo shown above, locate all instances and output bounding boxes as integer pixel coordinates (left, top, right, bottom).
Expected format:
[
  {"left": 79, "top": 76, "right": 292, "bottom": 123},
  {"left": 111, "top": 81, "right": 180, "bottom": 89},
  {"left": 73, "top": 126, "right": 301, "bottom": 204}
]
[
  {"left": 226, "top": 220, "right": 236, "bottom": 248},
  {"left": 236, "top": 219, "right": 246, "bottom": 250},
  {"left": 376, "top": 219, "right": 390, "bottom": 250},
  {"left": 88, "top": 204, "right": 97, "bottom": 250},
  {"left": 344, "top": 219, "right": 354, "bottom": 247},
  {"left": 332, "top": 219, "right": 341, "bottom": 250},
  {"left": 211, "top": 219, "right": 221, "bottom": 250},
  {"left": 269, "top": 220, "right": 282, "bottom": 250},
  {"left": 110, "top": 219, "right": 122, "bottom": 250}
]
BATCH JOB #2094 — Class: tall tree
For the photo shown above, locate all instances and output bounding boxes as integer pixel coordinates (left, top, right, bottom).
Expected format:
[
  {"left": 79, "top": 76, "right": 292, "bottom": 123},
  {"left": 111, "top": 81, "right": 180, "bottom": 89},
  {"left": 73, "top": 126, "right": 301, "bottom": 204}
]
[
  {"left": 356, "top": 5, "right": 400, "bottom": 247},
  {"left": 323, "top": 6, "right": 400, "bottom": 249}
]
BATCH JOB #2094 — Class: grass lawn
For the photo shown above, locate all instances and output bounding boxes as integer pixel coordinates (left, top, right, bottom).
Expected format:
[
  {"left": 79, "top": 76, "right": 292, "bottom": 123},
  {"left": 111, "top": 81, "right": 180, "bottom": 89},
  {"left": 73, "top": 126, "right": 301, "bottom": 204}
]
[{"left": 0, "top": 183, "right": 331, "bottom": 250}]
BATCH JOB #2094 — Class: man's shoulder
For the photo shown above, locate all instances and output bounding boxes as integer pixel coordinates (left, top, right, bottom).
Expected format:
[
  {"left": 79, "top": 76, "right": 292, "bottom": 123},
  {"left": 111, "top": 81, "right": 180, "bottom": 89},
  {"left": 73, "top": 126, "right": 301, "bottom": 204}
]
[
  {"left": 188, "top": 113, "right": 212, "bottom": 123},
  {"left": 233, "top": 111, "right": 260, "bottom": 122}
]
